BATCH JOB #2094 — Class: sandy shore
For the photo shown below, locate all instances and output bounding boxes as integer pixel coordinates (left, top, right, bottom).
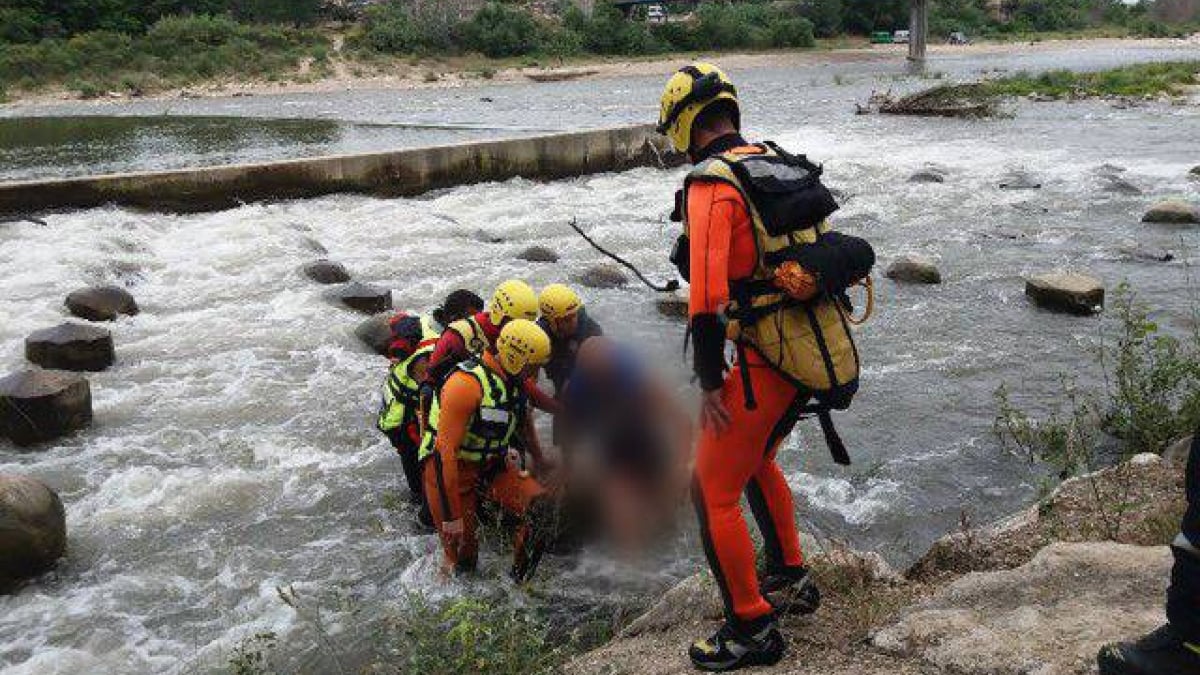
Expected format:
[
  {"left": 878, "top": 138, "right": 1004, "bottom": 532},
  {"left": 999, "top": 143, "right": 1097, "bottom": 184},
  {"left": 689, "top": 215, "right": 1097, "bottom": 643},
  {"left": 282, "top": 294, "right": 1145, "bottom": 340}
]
[{"left": 3, "top": 36, "right": 1198, "bottom": 109}]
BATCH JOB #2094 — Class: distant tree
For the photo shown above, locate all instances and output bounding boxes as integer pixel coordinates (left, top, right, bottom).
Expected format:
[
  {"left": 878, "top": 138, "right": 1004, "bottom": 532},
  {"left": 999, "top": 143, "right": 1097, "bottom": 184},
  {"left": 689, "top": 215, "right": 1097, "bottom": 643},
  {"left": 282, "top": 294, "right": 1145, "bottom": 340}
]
[
  {"left": 798, "top": 0, "right": 845, "bottom": 37},
  {"left": 841, "top": 0, "right": 908, "bottom": 32}
]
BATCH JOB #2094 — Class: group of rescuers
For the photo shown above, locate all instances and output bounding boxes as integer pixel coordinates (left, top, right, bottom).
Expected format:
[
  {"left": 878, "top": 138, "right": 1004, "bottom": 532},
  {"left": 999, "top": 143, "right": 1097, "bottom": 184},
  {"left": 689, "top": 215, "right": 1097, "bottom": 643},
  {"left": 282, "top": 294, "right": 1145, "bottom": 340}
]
[{"left": 373, "top": 63, "right": 1200, "bottom": 674}]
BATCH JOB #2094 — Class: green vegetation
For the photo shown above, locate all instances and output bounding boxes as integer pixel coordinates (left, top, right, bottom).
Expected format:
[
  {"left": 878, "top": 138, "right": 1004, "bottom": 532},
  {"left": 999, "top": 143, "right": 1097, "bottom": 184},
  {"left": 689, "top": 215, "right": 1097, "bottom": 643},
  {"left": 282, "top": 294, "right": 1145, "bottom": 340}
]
[
  {"left": 0, "top": 14, "right": 327, "bottom": 98},
  {"left": 981, "top": 60, "right": 1200, "bottom": 98},
  {"left": 0, "top": 0, "right": 1196, "bottom": 101},
  {"left": 995, "top": 283, "right": 1200, "bottom": 472}
]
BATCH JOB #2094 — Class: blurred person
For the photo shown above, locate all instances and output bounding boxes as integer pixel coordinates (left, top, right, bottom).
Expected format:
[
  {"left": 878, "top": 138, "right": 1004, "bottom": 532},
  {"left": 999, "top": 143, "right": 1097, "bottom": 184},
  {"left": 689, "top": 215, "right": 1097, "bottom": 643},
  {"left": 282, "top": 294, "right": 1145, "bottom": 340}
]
[
  {"left": 420, "top": 319, "right": 557, "bottom": 582},
  {"left": 559, "top": 337, "right": 691, "bottom": 555},
  {"left": 1098, "top": 430, "right": 1200, "bottom": 675}
]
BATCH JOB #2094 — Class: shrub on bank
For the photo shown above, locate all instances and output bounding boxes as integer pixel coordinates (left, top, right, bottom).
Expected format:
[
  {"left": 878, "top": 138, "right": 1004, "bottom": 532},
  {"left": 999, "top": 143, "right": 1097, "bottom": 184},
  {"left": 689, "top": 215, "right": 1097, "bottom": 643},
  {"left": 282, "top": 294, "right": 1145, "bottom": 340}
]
[
  {"left": 0, "top": 15, "right": 327, "bottom": 94},
  {"left": 462, "top": 3, "right": 546, "bottom": 58}
]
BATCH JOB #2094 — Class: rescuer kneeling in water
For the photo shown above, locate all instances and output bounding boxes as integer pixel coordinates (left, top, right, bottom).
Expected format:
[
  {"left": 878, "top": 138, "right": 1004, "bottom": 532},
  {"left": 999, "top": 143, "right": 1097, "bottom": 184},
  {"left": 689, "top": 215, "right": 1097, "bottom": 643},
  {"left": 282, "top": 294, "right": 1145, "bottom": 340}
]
[
  {"left": 659, "top": 63, "right": 871, "bottom": 670},
  {"left": 420, "top": 319, "right": 556, "bottom": 582},
  {"left": 377, "top": 314, "right": 439, "bottom": 527},
  {"left": 424, "top": 279, "right": 559, "bottom": 415}
]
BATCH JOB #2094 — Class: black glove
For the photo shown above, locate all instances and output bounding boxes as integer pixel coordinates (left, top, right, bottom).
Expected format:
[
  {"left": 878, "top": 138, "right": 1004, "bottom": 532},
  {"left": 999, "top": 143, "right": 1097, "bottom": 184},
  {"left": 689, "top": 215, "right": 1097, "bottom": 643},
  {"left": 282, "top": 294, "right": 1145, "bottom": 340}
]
[{"left": 690, "top": 313, "right": 726, "bottom": 392}]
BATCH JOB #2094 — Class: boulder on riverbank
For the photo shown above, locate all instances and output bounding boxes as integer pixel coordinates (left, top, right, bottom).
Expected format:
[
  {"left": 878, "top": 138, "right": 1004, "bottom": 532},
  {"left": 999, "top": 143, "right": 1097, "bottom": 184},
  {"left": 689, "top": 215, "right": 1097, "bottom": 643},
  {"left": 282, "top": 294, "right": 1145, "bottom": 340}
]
[
  {"left": 1164, "top": 435, "right": 1195, "bottom": 464},
  {"left": 25, "top": 323, "right": 115, "bottom": 372},
  {"left": 908, "top": 167, "right": 947, "bottom": 184},
  {"left": 1025, "top": 272, "right": 1104, "bottom": 315},
  {"left": 328, "top": 282, "right": 392, "bottom": 314},
  {"left": 874, "top": 541, "right": 1171, "bottom": 675},
  {"left": 0, "top": 474, "right": 67, "bottom": 594},
  {"left": 0, "top": 370, "right": 93, "bottom": 447},
  {"left": 301, "top": 259, "right": 351, "bottom": 284},
  {"left": 885, "top": 256, "right": 942, "bottom": 285},
  {"left": 65, "top": 285, "right": 138, "bottom": 322},
  {"left": 516, "top": 246, "right": 560, "bottom": 263},
  {"left": 354, "top": 315, "right": 392, "bottom": 356},
  {"left": 573, "top": 264, "right": 629, "bottom": 289},
  {"left": 1142, "top": 200, "right": 1200, "bottom": 225}
]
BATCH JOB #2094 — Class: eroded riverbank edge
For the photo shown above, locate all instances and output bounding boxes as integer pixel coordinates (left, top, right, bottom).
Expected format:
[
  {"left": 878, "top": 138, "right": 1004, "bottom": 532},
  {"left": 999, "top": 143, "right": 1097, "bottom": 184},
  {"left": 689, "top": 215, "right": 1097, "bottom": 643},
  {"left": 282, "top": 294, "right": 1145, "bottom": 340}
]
[{"left": 564, "top": 448, "right": 1190, "bottom": 675}]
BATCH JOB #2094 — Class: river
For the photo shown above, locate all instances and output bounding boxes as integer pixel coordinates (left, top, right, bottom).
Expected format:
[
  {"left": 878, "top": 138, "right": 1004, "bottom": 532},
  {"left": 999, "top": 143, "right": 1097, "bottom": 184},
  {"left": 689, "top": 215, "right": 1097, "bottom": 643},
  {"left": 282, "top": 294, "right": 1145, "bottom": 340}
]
[{"left": 1, "top": 41, "right": 1199, "bottom": 674}]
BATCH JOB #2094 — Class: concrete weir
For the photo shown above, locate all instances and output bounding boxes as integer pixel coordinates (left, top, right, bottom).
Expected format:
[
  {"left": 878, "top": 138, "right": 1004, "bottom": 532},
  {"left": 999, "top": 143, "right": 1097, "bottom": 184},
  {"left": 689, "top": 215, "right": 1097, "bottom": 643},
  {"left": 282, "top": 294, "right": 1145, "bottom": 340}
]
[{"left": 0, "top": 124, "right": 677, "bottom": 215}]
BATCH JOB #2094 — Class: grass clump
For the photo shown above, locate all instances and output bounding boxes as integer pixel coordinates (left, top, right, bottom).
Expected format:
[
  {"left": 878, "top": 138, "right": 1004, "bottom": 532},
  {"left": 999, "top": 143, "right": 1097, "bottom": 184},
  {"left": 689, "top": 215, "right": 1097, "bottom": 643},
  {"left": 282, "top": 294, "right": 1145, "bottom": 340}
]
[
  {"left": 983, "top": 61, "right": 1200, "bottom": 99},
  {"left": 368, "top": 595, "right": 574, "bottom": 675}
]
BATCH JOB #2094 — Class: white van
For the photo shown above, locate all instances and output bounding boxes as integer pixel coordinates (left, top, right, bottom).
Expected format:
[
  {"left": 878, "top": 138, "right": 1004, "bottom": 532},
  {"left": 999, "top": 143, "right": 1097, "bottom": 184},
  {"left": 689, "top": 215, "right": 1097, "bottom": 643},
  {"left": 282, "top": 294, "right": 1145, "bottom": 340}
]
[
  {"left": 647, "top": 5, "right": 667, "bottom": 23},
  {"left": 893, "top": 29, "right": 911, "bottom": 44}
]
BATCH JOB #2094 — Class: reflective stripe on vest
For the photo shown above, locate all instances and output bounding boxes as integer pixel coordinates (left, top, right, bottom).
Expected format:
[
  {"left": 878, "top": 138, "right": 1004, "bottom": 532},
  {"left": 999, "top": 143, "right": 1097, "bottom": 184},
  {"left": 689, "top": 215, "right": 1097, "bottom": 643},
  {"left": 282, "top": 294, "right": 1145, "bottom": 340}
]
[
  {"left": 418, "top": 359, "right": 521, "bottom": 462},
  {"left": 448, "top": 316, "right": 489, "bottom": 358},
  {"left": 682, "top": 145, "right": 860, "bottom": 395},
  {"left": 377, "top": 344, "right": 434, "bottom": 432}
]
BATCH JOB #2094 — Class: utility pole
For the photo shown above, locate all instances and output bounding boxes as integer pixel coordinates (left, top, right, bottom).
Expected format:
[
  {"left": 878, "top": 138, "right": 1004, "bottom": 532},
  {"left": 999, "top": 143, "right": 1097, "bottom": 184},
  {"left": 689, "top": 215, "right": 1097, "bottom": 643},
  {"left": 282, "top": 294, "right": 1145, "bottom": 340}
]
[{"left": 908, "top": 0, "right": 929, "bottom": 68}]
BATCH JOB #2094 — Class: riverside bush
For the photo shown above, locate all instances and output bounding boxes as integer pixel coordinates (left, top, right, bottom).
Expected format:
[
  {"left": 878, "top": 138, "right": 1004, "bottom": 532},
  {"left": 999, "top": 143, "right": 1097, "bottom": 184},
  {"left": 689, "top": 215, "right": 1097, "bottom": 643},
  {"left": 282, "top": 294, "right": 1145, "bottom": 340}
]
[{"left": 462, "top": 3, "right": 546, "bottom": 58}]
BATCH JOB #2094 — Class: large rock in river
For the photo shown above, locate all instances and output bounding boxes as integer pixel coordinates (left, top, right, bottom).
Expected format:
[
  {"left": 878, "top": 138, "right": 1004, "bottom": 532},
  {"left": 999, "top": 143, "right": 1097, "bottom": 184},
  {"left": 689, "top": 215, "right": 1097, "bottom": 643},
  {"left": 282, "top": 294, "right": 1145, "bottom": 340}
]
[
  {"left": 0, "top": 474, "right": 67, "bottom": 594},
  {"left": 301, "top": 259, "right": 351, "bottom": 284},
  {"left": 354, "top": 315, "right": 392, "bottom": 356},
  {"left": 573, "top": 264, "right": 629, "bottom": 289},
  {"left": 999, "top": 170, "right": 1042, "bottom": 190},
  {"left": 1025, "top": 272, "right": 1104, "bottom": 315},
  {"left": 328, "top": 282, "right": 392, "bottom": 314},
  {"left": 0, "top": 370, "right": 93, "bottom": 447},
  {"left": 1142, "top": 200, "right": 1200, "bottom": 225},
  {"left": 885, "top": 256, "right": 942, "bottom": 284},
  {"left": 516, "top": 246, "right": 560, "bottom": 263},
  {"left": 874, "top": 542, "right": 1171, "bottom": 675},
  {"left": 25, "top": 323, "right": 115, "bottom": 372},
  {"left": 65, "top": 285, "right": 138, "bottom": 322}
]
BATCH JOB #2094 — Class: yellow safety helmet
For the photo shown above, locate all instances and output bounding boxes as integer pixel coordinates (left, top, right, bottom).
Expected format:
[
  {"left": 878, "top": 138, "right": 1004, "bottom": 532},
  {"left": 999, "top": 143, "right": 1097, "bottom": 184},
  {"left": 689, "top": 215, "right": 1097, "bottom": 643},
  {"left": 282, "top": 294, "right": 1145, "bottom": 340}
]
[
  {"left": 488, "top": 279, "right": 539, "bottom": 325},
  {"left": 539, "top": 284, "right": 582, "bottom": 320},
  {"left": 657, "top": 62, "right": 740, "bottom": 153},
  {"left": 495, "top": 319, "right": 551, "bottom": 375}
]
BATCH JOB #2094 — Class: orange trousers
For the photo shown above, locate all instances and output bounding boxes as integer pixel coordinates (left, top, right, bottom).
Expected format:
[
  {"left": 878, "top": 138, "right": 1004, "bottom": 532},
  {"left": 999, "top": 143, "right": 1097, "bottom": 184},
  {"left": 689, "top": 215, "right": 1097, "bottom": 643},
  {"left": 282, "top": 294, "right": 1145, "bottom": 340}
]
[
  {"left": 693, "top": 351, "right": 807, "bottom": 624},
  {"left": 423, "top": 451, "right": 546, "bottom": 571}
]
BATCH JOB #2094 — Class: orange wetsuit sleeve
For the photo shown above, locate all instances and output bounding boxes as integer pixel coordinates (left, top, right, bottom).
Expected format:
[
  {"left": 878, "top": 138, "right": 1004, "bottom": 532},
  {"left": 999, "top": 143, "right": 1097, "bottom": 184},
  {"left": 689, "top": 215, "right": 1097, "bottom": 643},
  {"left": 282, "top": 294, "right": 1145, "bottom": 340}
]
[
  {"left": 686, "top": 180, "right": 746, "bottom": 390},
  {"left": 433, "top": 372, "right": 483, "bottom": 518},
  {"left": 687, "top": 180, "right": 746, "bottom": 317},
  {"left": 522, "top": 377, "right": 560, "bottom": 415}
]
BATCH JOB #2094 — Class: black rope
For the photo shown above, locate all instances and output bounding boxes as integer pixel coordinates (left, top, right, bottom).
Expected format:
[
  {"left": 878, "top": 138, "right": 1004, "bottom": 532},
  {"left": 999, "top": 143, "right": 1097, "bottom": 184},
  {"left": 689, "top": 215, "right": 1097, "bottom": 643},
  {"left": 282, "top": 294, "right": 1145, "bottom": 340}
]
[{"left": 566, "top": 218, "right": 680, "bottom": 293}]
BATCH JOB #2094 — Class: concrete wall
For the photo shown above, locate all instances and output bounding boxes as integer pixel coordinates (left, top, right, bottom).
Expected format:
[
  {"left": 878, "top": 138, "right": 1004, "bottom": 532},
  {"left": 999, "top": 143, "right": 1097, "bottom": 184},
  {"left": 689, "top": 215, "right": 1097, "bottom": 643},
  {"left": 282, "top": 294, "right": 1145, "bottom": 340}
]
[{"left": 0, "top": 124, "right": 678, "bottom": 216}]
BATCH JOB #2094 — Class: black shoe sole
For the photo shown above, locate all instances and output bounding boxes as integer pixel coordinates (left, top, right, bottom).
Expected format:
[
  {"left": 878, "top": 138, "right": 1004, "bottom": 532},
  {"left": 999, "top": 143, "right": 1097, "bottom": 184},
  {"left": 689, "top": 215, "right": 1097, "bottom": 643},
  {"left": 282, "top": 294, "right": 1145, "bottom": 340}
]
[{"left": 691, "top": 649, "right": 784, "bottom": 672}]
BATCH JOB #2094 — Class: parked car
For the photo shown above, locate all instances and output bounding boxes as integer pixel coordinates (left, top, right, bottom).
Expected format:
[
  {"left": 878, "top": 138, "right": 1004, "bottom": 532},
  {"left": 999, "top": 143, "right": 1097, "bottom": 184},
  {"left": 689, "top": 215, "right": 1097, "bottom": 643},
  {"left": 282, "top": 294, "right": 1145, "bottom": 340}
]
[
  {"left": 870, "top": 31, "right": 893, "bottom": 44},
  {"left": 646, "top": 4, "right": 667, "bottom": 23},
  {"left": 893, "top": 29, "right": 911, "bottom": 44},
  {"left": 948, "top": 31, "right": 970, "bottom": 45}
]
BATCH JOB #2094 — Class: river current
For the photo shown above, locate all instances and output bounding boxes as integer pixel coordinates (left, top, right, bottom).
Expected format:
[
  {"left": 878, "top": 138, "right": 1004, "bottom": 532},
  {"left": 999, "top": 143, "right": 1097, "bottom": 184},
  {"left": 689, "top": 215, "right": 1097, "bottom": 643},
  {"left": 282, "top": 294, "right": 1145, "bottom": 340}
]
[{"left": 1, "top": 42, "right": 1200, "bottom": 673}]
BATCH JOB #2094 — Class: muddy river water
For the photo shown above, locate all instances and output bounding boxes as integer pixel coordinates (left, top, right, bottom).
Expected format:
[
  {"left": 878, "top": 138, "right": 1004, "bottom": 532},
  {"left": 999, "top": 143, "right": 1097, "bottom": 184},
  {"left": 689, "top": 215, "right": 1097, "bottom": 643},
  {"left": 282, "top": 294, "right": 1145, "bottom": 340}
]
[{"left": 1, "top": 42, "right": 1199, "bottom": 673}]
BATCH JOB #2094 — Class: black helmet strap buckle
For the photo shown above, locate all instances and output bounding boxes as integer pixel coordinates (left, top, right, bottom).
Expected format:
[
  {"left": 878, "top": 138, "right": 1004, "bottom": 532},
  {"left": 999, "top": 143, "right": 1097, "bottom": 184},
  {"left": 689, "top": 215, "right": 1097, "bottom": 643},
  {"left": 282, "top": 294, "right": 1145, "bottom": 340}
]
[{"left": 657, "top": 68, "right": 737, "bottom": 135}]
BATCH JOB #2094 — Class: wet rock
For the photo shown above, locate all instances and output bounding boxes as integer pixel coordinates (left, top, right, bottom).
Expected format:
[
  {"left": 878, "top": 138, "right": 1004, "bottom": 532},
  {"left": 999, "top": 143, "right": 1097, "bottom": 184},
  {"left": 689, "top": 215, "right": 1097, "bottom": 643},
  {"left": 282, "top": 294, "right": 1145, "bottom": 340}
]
[
  {"left": 621, "top": 573, "right": 723, "bottom": 637},
  {"left": 0, "top": 475, "right": 67, "bottom": 594},
  {"left": 1116, "top": 241, "right": 1174, "bottom": 263},
  {"left": 1189, "top": 165, "right": 1200, "bottom": 179},
  {"left": 301, "top": 259, "right": 351, "bottom": 284},
  {"left": 1164, "top": 435, "right": 1195, "bottom": 464},
  {"left": 1095, "top": 163, "right": 1126, "bottom": 175},
  {"left": 25, "top": 324, "right": 115, "bottom": 372},
  {"left": 1100, "top": 174, "right": 1142, "bottom": 195},
  {"left": 655, "top": 294, "right": 689, "bottom": 320},
  {"left": 1142, "top": 200, "right": 1200, "bottom": 225},
  {"left": 875, "top": 542, "right": 1171, "bottom": 675},
  {"left": 998, "top": 170, "right": 1042, "bottom": 190},
  {"left": 908, "top": 168, "right": 947, "bottom": 183},
  {"left": 516, "top": 246, "right": 560, "bottom": 263},
  {"left": 0, "top": 370, "right": 92, "bottom": 447},
  {"left": 573, "top": 264, "right": 629, "bottom": 290},
  {"left": 329, "top": 282, "right": 392, "bottom": 314},
  {"left": 64, "top": 285, "right": 138, "bottom": 322},
  {"left": 885, "top": 256, "right": 942, "bottom": 285},
  {"left": 354, "top": 316, "right": 393, "bottom": 356},
  {"left": 1025, "top": 272, "right": 1104, "bottom": 316}
]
